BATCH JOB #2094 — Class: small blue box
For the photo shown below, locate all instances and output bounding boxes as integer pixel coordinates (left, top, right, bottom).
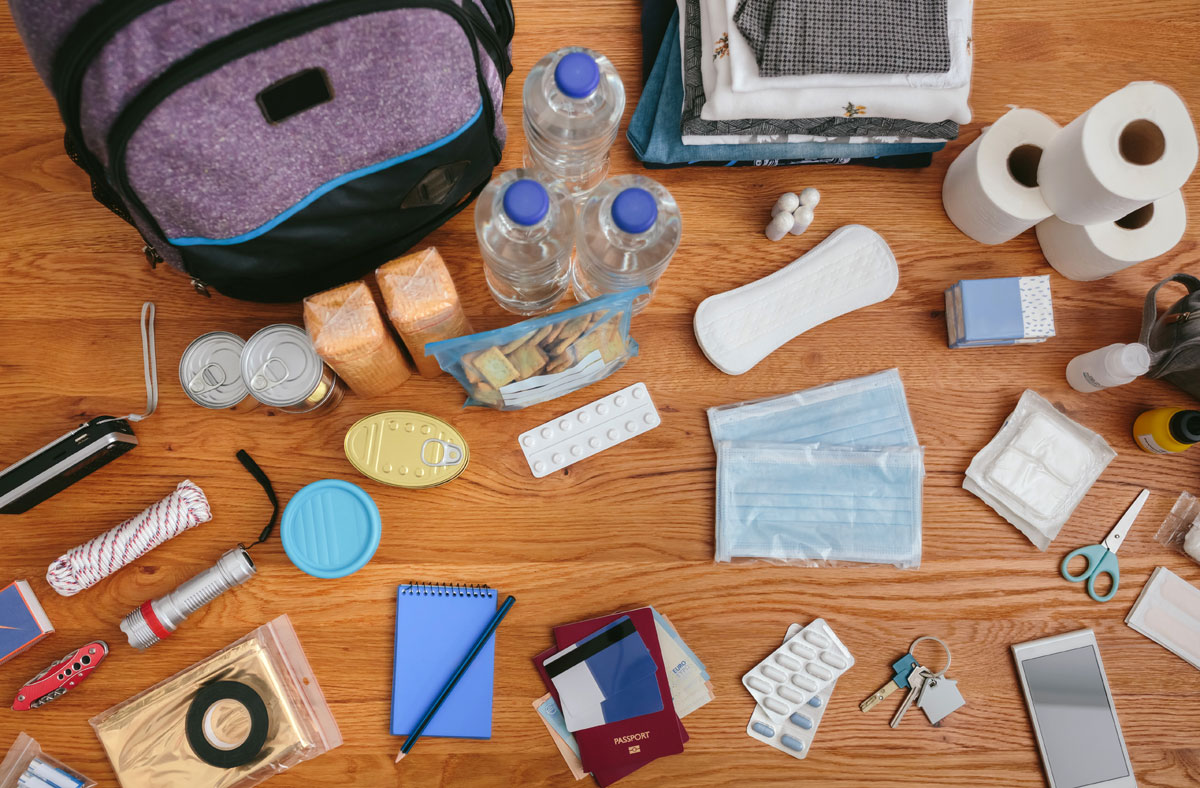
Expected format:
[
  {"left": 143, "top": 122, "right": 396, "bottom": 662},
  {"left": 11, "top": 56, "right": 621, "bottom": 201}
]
[
  {"left": 946, "top": 275, "right": 1055, "bottom": 349},
  {"left": 0, "top": 580, "right": 53, "bottom": 665}
]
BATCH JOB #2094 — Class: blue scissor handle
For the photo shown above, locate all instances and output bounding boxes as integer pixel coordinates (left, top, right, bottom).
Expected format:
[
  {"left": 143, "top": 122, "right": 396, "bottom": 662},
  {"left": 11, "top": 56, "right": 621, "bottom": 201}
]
[{"left": 1060, "top": 544, "right": 1120, "bottom": 602}]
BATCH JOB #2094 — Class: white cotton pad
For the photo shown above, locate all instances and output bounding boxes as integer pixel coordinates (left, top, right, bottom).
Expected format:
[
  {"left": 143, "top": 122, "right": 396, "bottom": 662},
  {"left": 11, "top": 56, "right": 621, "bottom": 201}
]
[
  {"left": 964, "top": 389, "right": 1117, "bottom": 550},
  {"left": 694, "top": 225, "right": 899, "bottom": 375}
]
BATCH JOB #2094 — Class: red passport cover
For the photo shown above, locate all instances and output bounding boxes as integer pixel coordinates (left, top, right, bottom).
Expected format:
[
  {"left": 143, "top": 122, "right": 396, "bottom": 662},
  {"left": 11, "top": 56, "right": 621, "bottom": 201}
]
[{"left": 541, "top": 607, "right": 686, "bottom": 785}]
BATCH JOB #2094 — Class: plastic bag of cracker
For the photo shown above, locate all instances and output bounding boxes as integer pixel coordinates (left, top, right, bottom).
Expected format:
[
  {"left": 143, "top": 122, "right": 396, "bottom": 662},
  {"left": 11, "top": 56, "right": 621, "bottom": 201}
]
[{"left": 427, "top": 288, "right": 646, "bottom": 410}]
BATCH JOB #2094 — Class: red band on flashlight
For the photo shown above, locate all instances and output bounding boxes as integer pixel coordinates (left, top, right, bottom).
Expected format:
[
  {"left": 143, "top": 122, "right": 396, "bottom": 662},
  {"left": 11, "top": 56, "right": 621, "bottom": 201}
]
[{"left": 140, "top": 600, "right": 172, "bottom": 640}]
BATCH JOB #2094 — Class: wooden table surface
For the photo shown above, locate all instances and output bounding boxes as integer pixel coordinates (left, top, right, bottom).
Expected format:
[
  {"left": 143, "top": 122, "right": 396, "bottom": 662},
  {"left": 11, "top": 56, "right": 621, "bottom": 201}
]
[{"left": 2, "top": 1, "right": 1200, "bottom": 786}]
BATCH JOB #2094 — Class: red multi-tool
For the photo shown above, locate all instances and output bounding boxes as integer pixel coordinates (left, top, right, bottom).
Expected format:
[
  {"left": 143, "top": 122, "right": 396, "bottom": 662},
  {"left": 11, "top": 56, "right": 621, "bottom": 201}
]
[{"left": 11, "top": 641, "right": 108, "bottom": 711}]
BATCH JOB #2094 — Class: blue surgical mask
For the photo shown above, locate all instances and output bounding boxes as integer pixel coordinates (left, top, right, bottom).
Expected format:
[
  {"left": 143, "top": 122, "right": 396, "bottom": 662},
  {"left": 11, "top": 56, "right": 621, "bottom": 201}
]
[
  {"left": 715, "top": 442, "right": 924, "bottom": 567},
  {"left": 707, "top": 369, "right": 918, "bottom": 449}
]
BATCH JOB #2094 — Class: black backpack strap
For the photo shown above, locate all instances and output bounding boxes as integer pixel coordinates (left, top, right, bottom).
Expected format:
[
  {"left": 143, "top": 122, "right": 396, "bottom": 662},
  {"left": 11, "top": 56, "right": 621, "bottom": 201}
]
[{"left": 1140, "top": 273, "right": 1200, "bottom": 345}]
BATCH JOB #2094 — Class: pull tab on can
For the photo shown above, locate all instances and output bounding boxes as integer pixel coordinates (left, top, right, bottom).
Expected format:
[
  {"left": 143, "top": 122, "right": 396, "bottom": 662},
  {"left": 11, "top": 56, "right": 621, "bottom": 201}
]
[
  {"left": 250, "top": 356, "right": 291, "bottom": 393},
  {"left": 422, "top": 438, "right": 464, "bottom": 467}
]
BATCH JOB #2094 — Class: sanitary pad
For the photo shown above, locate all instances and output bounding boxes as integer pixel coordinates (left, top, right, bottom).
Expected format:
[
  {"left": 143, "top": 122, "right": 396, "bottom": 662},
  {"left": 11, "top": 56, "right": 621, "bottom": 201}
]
[
  {"left": 694, "top": 225, "right": 898, "bottom": 375},
  {"left": 964, "top": 390, "right": 1116, "bottom": 550}
]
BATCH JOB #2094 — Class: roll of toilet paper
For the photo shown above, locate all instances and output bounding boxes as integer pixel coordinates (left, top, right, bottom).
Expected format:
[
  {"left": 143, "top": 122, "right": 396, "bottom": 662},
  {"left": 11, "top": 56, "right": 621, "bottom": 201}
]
[
  {"left": 1036, "top": 190, "right": 1187, "bottom": 281},
  {"left": 1037, "top": 81, "right": 1198, "bottom": 226},
  {"left": 942, "top": 108, "right": 1061, "bottom": 244}
]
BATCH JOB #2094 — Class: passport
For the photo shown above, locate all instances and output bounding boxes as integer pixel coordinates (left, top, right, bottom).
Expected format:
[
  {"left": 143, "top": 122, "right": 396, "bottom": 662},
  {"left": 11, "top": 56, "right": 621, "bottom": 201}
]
[{"left": 535, "top": 607, "right": 686, "bottom": 786}]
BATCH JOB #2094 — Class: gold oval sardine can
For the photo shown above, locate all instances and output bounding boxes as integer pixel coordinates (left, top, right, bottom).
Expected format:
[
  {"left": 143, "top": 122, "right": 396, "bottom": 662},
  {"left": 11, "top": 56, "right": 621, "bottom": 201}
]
[{"left": 344, "top": 411, "right": 469, "bottom": 489}]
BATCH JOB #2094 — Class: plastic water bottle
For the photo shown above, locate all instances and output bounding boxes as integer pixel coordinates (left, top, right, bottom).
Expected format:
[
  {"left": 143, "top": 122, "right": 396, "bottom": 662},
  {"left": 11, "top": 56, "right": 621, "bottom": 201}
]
[
  {"left": 475, "top": 168, "right": 576, "bottom": 315},
  {"left": 523, "top": 47, "right": 625, "bottom": 199},
  {"left": 572, "top": 175, "right": 682, "bottom": 314}
]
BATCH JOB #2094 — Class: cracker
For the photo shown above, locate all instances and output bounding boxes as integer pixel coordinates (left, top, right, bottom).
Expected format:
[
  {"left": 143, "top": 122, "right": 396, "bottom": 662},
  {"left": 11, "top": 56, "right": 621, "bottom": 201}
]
[
  {"left": 461, "top": 351, "right": 483, "bottom": 384},
  {"left": 531, "top": 324, "right": 555, "bottom": 345},
  {"left": 507, "top": 342, "right": 548, "bottom": 379},
  {"left": 501, "top": 331, "right": 536, "bottom": 355},
  {"left": 545, "top": 355, "right": 571, "bottom": 374},
  {"left": 542, "top": 322, "right": 564, "bottom": 345},
  {"left": 571, "top": 317, "right": 624, "bottom": 363},
  {"left": 472, "top": 346, "right": 520, "bottom": 388},
  {"left": 472, "top": 381, "right": 503, "bottom": 407}
]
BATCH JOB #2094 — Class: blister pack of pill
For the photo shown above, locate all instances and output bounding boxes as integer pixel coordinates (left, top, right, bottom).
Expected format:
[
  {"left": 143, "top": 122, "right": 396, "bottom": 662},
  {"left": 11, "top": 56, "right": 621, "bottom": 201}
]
[
  {"left": 745, "top": 623, "right": 836, "bottom": 760},
  {"left": 518, "top": 382, "right": 660, "bottom": 478},
  {"left": 741, "top": 617, "right": 853, "bottom": 722}
]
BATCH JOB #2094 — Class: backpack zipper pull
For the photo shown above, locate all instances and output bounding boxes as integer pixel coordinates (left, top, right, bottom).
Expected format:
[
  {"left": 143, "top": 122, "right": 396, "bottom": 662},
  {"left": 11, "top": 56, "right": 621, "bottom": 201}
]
[
  {"left": 191, "top": 278, "right": 212, "bottom": 297},
  {"left": 142, "top": 244, "right": 162, "bottom": 268}
]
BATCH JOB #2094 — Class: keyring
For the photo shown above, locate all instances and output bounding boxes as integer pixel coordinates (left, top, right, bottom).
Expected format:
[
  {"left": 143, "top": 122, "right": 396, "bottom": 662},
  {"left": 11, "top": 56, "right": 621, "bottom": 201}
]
[{"left": 909, "top": 635, "right": 952, "bottom": 679}]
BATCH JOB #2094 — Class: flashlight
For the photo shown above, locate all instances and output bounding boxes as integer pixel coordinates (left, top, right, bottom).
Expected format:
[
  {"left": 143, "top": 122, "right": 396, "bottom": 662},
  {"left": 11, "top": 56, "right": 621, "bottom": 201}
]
[{"left": 121, "top": 546, "right": 257, "bottom": 649}]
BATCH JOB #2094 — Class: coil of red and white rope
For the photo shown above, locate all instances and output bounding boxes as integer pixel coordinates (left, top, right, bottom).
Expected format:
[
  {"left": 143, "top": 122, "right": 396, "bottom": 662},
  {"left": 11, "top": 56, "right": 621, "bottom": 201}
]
[{"left": 46, "top": 480, "right": 212, "bottom": 596}]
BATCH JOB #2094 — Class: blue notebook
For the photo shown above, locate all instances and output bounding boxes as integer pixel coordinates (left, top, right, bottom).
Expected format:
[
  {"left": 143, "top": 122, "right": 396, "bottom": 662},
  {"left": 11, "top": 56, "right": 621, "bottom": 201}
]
[{"left": 390, "top": 583, "right": 496, "bottom": 739}]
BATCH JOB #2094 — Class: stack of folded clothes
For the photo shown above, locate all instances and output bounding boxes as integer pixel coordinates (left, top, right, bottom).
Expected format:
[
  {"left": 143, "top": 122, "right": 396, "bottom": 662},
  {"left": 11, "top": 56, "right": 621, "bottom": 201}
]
[{"left": 630, "top": 0, "right": 973, "bottom": 168}]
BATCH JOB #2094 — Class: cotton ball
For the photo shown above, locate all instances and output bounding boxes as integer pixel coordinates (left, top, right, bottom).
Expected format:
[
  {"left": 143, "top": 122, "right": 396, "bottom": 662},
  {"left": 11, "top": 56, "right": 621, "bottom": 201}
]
[
  {"left": 799, "top": 187, "right": 820, "bottom": 208},
  {"left": 788, "top": 205, "right": 814, "bottom": 235},
  {"left": 1185, "top": 524, "right": 1200, "bottom": 563},
  {"left": 765, "top": 211, "right": 795, "bottom": 241},
  {"left": 772, "top": 192, "right": 800, "bottom": 216}
]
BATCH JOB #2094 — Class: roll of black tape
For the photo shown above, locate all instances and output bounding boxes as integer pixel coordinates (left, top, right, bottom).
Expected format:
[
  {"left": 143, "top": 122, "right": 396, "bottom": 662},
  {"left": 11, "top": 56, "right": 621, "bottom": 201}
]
[{"left": 185, "top": 680, "right": 270, "bottom": 768}]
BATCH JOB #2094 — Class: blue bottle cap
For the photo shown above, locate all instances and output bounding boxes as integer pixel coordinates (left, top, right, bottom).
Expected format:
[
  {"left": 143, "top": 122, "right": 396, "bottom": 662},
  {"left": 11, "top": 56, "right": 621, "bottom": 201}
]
[
  {"left": 503, "top": 179, "right": 550, "bottom": 226},
  {"left": 611, "top": 187, "right": 658, "bottom": 234},
  {"left": 554, "top": 51, "right": 601, "bottom": 99},
  {"left": 281, "top": 479, "right": 381, "bottom": 579}
]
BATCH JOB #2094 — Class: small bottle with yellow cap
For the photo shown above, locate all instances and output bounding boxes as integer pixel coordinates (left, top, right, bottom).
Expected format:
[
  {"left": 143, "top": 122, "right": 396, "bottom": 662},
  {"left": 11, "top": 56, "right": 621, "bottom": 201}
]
[{"left": 1133, "top": 407, "right": 1200, "bottom": 454}]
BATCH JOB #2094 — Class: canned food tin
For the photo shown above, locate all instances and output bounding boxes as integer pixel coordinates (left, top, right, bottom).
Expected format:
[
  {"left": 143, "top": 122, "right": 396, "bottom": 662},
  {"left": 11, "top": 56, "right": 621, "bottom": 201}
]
[
  {"left": 241, "top": 324, "right": 344, "bottom": 414},
  {"left": 178, "top": 331, "right": 258, "bottom": 411},
  {"left": 344, "top": 411, "right": 469, "bottom": 488}
]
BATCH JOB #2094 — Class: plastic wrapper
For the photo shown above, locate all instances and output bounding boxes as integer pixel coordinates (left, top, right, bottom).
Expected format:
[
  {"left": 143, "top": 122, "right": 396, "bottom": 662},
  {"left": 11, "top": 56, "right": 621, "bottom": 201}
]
[
  {"left": 376, "top": 247, "right": 472, "bottom": 378},
  {"left": 715, "top": 442, "right": 925, "bottom": 569},
  {"left": 1156, "top": 491, "right": 1200, "bottom": 565},
  {"left": 964, "top": 389, "right": 1116, "bottom": 551},
  {"left": 90, "top": 615, "right": 340, "bottom": 788},
  {"left": 303, "top": 280, "right": 411, "bottom": 396},
  {"left": 427, "top": 288, "right": 646, "bottom": 410},
  {"left": 0, "top": 732, "right": 94, "bottom": 788}
]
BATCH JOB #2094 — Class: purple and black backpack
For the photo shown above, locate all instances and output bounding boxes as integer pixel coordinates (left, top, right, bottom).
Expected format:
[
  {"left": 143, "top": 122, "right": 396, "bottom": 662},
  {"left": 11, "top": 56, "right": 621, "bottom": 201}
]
[{"left": 9, "top": 0, "right": 514, "bottom": 301}]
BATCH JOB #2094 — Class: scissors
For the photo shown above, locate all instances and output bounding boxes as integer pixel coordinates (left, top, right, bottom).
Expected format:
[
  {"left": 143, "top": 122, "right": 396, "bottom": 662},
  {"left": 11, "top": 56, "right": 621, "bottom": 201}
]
[{"left": 1060, "top": 488, "right": 1149, "bottom": 602}]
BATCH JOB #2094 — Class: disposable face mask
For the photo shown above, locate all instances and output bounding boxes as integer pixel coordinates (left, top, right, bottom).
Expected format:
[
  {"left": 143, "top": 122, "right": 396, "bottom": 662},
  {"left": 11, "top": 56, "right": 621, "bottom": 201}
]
[
  {"left": 964, "top": 389, "right": 1115, "bottom": 550},
  {"left": 715, "top": 442, "right": 925, "bottom": 567},
  {"left": 707, "top": 368, "right": 918, "bottom": 449}
]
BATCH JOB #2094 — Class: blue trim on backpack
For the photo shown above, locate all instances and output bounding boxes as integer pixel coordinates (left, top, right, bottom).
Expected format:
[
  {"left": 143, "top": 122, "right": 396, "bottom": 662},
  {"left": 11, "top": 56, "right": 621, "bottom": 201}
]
[{"left": 171, "top": 104, "right": 484, "bottom": 247}]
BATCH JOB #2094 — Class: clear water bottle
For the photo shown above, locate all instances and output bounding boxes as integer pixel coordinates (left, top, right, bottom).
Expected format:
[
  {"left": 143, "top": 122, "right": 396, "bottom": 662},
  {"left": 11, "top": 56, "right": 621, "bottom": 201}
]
[
  {"left": 523, "top": 47, "right": 625, "bottom": 199},
  {"left": 475, "top": 168, "right": 576, "bottom": 315},
  {"left": 572, "top": 175, "right": 681, "bottom": 314}
]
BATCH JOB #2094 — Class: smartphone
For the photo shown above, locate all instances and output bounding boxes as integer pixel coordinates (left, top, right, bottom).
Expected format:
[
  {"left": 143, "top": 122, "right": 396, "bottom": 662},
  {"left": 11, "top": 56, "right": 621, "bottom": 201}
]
[
  {"left": 0, "top": 418, "right": 138, "bottom": 514},
  {"left": 1011, "top": 629, "right": 1137, "bottom": 788}
]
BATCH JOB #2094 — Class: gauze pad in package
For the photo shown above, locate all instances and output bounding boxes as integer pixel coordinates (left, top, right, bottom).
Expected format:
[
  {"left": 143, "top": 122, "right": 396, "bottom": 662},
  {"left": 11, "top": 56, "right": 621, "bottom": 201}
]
[
  {"left": 716, "top": 442, "right": 925, "bottom": 568},
  {"left": 1124, "top": 566, "right": 1200, "bottom": 671},
  {"left": 427, "top": 289, "right": 645, "bottom": 410},
  {"left": 964, "top": 389, "right": 1116, "bottom": 550}
]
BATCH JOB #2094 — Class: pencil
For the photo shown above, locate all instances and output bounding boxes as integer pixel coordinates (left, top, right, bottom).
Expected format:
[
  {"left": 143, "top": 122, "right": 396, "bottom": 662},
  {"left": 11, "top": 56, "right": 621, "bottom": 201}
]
[{"left": 396, "top": 594, "right": 516, "bottom": 762}]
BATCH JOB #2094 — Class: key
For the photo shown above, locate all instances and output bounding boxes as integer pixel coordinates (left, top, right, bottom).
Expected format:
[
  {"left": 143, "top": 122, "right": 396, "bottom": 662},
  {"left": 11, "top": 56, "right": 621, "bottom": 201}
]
[
  {"left": 889, "top": 666, "right": 931, "bottom": 728},
  {"left": 860, "top": 654, "right": 921, "bottom": 712},
  {"left": 918, "top": 675, "right": 965, "bottom": 726}
]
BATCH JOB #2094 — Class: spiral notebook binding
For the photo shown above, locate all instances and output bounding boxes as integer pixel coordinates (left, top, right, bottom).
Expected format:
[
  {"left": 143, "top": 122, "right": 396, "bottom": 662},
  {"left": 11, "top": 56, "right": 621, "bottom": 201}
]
[{"left": 402, "top": 582, "right": 495, "bottom": 598}]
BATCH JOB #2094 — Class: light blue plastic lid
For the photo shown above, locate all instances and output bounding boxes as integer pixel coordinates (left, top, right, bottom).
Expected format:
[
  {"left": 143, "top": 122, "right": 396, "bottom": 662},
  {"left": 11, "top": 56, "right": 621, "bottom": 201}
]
[
  {"left": 503, "top": 179, "right": 549, "bottom": 225},
  {"left": 281, "top": 479, "right": 381, "bottom": 579},
  {"left": 612, "top": 187, "right": 658, "bottom": 234},
  {"left": 555, "top": 51, "right": 600, "bottom": 99}
]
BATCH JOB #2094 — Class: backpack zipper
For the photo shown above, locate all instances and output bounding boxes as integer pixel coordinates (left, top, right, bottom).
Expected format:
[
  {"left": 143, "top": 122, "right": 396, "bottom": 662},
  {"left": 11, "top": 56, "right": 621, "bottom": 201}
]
[
  {"left": 50, "top": 0, "right": 174, "bottom": 178},
  {"left": 106, "top": 0, "right": 499, "bottom": 258}
]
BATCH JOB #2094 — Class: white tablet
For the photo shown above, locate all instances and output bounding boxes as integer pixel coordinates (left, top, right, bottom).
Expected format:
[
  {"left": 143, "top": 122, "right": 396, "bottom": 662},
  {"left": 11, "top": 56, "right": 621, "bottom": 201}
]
[{"left": 1011, "top": 629, "right": 1137, "bottom": 788}]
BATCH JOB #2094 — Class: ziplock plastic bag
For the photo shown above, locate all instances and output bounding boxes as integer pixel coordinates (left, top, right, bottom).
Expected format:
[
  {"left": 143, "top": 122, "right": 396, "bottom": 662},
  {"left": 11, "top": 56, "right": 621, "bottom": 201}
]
[
  {"left": 715, "top": 442, "right": 925, "bottom": 568},
  {"left": 427, "top": 288, "right": 646, "bottom": 410},
  {"left": 0, "top": 732, "right": 95, "bottom": 788},
  {"left": 1156, "top": 491, "right": 1200, "bottom": 565},
  {"left": 91, "top": 615, "right": 340, "bottom": 788},
  {"left": 964, "top": 389, "right": 1115, "bottom": 550}
]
